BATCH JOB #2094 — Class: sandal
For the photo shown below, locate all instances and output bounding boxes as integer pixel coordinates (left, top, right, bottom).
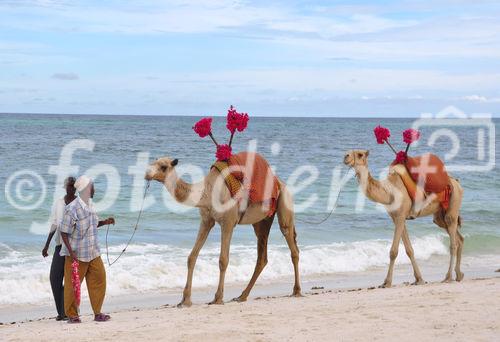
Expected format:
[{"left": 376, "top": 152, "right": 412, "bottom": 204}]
[
  {"left": 67, "top": 316, "right": 81, "bottom": 324},
  {"left": 94, "top": 313, "right": 111, "bottom": 322}
]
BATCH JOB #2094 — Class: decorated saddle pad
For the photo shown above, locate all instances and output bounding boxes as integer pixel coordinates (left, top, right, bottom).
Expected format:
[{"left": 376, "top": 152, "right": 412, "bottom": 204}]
[
  {"left": 391, "top": 163, "right": 451, "bottom": 211},
  {"left": 403, "top": 153, "right": 449, "bottom": 194},
  {"left": 212, "top": 152, "right": 279, "bottom": 216}
]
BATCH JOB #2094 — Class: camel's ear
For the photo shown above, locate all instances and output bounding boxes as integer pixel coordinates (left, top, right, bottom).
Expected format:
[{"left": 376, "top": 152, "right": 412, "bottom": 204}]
[
  {"left": 171, "top": 159, "right": 178, "bottom": 167},
  {"left": 365, "top": 150, "right": 370, "bottom": 157}
]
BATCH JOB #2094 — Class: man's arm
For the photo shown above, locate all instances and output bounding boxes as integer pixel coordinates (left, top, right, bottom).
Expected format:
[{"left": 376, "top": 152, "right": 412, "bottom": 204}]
[
  {"left": 42, "top": 230, "right": 56, "bottom": 257},
  {"left": 61, "top": 232, "right": 77, "bottom": 261},
  {"left": 60, "top": 207, "right": 77, "bottom": 261},
  {"left": 42, "top": 201, "right": 61, "bottom": 257}
]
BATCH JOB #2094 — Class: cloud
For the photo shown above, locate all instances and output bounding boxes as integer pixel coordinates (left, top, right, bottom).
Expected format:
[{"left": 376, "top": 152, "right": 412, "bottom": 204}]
[
  {"left": 0, "top": 1, "right": 416, "bottom": 37},
  {"left": 51, "top": 72, "right": 79, "bottom": 80},
  {"left": 462, "top": 95, "right": 500, "bottom": 103}
]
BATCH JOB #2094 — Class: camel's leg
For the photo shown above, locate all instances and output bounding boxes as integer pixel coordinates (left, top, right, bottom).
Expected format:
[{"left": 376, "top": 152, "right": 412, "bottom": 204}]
[
  {"left": 177, "top": 218, "right": 215, "bottom": 308},
  {"left": 447, "top": 178, "right": 464, "bottom": 281},
  {"left": 281, "top": 225, "right": 301, "bottom": 296},
  {"left": 401, "top": 228, "right": 424, "bottom": 285},
  {"left": 443, "top": 220, "right": 459, "bottom": 283},
  {"left": 276, "top": 187, "right": 302, "bottom": 297},
  {"left": 209, "top": 223, "right": 235, "bottom": 305},
  {"left": 381, "top": 217, "right": 405, "bottom": 288},
  {"left": 233, "top": 215, "right": 274, "bottom": 302},
  {"left": 455, "top": 230, "right": 464, "bottom": 281}
]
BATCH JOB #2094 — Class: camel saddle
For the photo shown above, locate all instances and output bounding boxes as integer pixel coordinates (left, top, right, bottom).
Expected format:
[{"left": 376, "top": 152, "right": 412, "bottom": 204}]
[
  {"left": 212, "top": 152, "right": 279, "bottom": 217},
  {"left": 391, "top": 153, "right": 452, "bottom": 212}
]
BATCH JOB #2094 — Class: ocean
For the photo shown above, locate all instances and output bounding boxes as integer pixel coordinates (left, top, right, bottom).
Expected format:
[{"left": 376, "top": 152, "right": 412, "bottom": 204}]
[{"left": 0, "top": 114, "right": 499, "bottom": 306}]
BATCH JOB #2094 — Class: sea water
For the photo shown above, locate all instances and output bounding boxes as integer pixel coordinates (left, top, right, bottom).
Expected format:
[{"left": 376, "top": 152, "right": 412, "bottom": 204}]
[{"left": 0, "top": 114, "right": 499, "bottom": 306}]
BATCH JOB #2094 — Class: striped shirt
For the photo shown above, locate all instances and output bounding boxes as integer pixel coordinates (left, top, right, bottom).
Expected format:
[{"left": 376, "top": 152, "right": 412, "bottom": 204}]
[{"left": 59, "top": 197, "right": 100, "bottom": 262}]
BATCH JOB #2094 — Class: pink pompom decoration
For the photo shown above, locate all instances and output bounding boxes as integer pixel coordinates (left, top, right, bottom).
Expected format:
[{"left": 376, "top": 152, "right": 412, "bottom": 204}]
[
  {"left": 403, "top": 129, "right": 421, "bottom": 144},
  {"left": 216, "top": 144, "right": 232, "bottom": 161},
  {"left": 374, "top": 125, "right": 391, "bottom": 144},
  {"left": 394, "top": 151, "right": 407, "bottom": 164},
  {"left": 71, "top": 260, "right": 81, "bottom": 307},
  {"left": 236, "top": 112, "right": 249, "bottom": 132},
  {"left": 193, "top": 117, "right": 213, "bottom": 138},
  {"left": 226, "top": 106, "right": 239, "bottom": 133},
  {"left": 226, "top": 105, "right": 249, "bottom": 133}
]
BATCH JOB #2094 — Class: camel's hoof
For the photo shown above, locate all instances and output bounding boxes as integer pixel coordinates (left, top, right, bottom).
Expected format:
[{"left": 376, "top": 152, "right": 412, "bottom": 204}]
[
  {"left": 456, "top": 272, "right": 464, "bottom": 282},
  {"left": 208, "top": 299, "right": 224, "bottom": 305},
  {"left": 177, "top": 301, "right": 192, "bottom": 308},
  {"left": 411, "top": 279, "right": 425, "bottom": 286},
  {"left": 378, "top": 283, "right": 392, "bottom": 288},
  {"left": 442, "top": 277, "right": 453, "bottom": 283},
  {"left": 232, "top": 296, "right": 247, "bottom": 303},
  {"left": 291, "top": 291, "right": 304, "bottom": 298}
]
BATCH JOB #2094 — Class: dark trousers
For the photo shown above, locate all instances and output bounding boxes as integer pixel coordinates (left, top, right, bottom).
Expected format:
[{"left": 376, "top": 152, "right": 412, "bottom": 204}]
[{"left": 50, "top": 244, "right": 65, "bottom": 317}]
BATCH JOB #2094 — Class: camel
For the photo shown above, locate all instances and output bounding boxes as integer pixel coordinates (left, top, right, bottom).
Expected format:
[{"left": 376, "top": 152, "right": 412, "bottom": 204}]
[
  {"left": 144, "top": 156, "right": 302, "bottom": 307},
  {"left": 344, "top": 150, "right": 464, "bottom": 287}
]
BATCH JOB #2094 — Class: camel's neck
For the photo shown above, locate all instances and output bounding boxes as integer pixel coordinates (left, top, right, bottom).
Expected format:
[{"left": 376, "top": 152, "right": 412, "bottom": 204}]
[
  {"left": 354, "top": 165, "right": 393, "bottom": 205},
  {"left": 163, "top": 171, "right": 205, "bottom": 207}
]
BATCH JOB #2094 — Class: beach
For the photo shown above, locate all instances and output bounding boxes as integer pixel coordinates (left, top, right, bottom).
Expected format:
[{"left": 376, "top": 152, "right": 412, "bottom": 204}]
[
  {"left": 1, "top": 276, "right": 499, "bottom": 341},
  {"left": 2, "top": 1, "right": 500, "bottom": 340},
  {"left": 1, "top": 115, "right": 499, "bottom": 340}
]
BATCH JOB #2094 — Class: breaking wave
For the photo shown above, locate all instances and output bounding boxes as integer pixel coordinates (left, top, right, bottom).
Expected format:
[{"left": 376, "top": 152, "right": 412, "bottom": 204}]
[{"left": 0, "top": 234, "right": 453, "bottom": 305}]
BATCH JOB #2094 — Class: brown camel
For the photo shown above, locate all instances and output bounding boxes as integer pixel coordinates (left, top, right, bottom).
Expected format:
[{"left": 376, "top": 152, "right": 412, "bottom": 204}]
[
  {"left": 145, "top": 156, "right": 302, "bottom": 307},
  {"left": 344, "top": 150, "right": 464, "bottom": 287}
]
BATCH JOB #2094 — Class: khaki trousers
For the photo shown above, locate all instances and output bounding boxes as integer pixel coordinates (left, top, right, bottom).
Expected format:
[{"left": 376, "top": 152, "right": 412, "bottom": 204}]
[{"left": 64, "top": 256, "right": 106, "bottom": 318}]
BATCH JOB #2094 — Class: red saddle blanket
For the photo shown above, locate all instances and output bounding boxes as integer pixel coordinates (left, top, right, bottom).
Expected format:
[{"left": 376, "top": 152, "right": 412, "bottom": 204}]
[
  {"left": 392, "top": 153, "right": 451, "bottom": 210},
  {"left": 222, "top": 152, "right": 280, "bottom": 216}
]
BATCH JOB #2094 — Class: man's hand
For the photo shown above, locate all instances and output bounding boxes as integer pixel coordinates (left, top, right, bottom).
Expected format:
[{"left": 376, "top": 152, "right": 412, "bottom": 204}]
[
  {"left": 97, "top": 217, "right": 115, "bottom": 228},
  {"left": 42, "top": 246, "right": 49, "bottom": 258},
  {"left": 71, "top": 252, "right": 78, "bottom": 262}
]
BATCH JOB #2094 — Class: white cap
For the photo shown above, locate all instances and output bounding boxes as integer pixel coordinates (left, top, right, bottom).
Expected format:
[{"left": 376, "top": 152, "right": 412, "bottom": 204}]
[{"left": 74, "top": 175, "right": 92, "bottom": 192}]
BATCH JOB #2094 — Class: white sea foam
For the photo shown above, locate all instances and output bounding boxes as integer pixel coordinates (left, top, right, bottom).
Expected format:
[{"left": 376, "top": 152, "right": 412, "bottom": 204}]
[{"left": 0, "top": 234, "right": 451, "bottom": 305}]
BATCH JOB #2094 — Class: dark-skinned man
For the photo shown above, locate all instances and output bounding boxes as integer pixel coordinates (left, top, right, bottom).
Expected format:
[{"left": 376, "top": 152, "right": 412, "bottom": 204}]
[
  {"left": 42, "top": 176, "right": 77, "bottom": 321},
  {"left": 60, "top": 175, "right": 115, "bottom": 323}
]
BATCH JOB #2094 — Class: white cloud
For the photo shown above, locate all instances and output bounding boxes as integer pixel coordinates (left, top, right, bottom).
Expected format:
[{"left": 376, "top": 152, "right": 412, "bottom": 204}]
[
  {"left": 0, "top": 1, "right": 416, "bottom": 37},
  {"left": 462, "top": 95, "right": 500, "bottom": 103},
  {"left": 51, "top": 72, "right": 79, "bottom": 80}
]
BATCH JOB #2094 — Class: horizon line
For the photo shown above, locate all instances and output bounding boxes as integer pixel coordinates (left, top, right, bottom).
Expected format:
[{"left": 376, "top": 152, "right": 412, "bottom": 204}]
[{"left": 0, "top": 111, "right": 439, "bottom": 119}]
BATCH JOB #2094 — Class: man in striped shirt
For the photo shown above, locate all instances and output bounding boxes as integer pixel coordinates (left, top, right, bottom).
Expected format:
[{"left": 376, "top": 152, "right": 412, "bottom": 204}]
[{"left": 60, "top": 175, "right": 115, "bottom": 324}]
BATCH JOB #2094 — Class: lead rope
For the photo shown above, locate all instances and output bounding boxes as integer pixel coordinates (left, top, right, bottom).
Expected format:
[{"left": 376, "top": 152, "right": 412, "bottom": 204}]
[
  {"left": 295, "top": 166, "right": 354, "bottom": 225},
  {"left": 105, "top": 181, "right": 151, "bottom": 267}
]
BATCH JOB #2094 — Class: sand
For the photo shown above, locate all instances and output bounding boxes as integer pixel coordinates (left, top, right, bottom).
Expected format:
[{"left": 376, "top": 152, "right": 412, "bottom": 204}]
[{"left": 1, "top": 277, "right": 499, "bottom": 341}]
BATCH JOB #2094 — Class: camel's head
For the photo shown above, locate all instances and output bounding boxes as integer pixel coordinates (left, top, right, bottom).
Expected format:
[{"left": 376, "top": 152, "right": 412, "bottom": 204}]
[
  {"left": 344, "top": 150, "right": 369, "bottom": 167},
  {"left": 145, "top": 157, "right": 178, "bottom": 182}
]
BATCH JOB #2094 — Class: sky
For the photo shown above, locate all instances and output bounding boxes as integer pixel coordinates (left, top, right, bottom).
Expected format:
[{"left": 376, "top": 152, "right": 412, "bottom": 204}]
[{"left": 1, "top": 0, "right": 500, "bottom": 117}]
